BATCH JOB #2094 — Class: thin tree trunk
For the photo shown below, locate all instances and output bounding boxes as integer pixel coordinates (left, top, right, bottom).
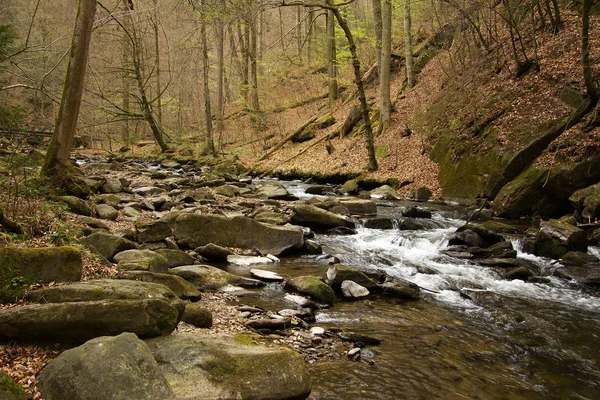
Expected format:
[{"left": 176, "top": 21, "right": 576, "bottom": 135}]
[
  {"left": 330, "top": 3, "right": 378, "bottom": 171},
  {"left": 296, "top": 6, "right": 303, "bottom": 62},
  {"left": 42, "top": 0, "right": 97, "bottom": 184},
  {"left": 372, "top": 0, "right": 382, "bottom": 80},
  {"left": 120, "top": 0, "right": 130, "bottom": 143},
  {"left": 237, "top": 20, "right": 249, "bottom": 106},
  {"left": 249, "top": 11, "right": 260, "bottom": 114},
  {"left": 327, "top": 9, "right": 338, "bottom": 106},
  {"left": 153, "top": 0, "right": 162, "bottom": 124},
  {"left": 216, "top": 21, "right": 225, "bottom": 135},
  {"left": 582, "top": 0, "right": 598, "bottom": 102},
  {"left": 201, "top": 1, "right": 215, "bottom": 155},
  {"left": 307, "top": 7, "right": 315, "bottom": 66},
  {"left": 379, "top": 0, "right": 392, "bottom": 133},
  {"left": 404, "top": 0, "right": 415, "bottom": 88}
]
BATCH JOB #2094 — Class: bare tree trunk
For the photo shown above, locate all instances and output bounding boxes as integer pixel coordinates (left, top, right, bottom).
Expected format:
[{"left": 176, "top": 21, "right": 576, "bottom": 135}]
[
  {"left": 379, "top": 0, "right": 392, "bottom": 134},
  {"left": 237, "top": 20, "right": 249, "bottom": 106},
  {"left": 216, "top": 21, "right": 225, "bottom": 136},
  {"left": 327, "top": 9, "right": 338, "bottom": 106},
  {"left": 120, "top": 0, "right": 130, "bottom": 144},
  {"left": 42, "top": 0, "right": 97, "bottom": 186},
  {"left": 249, "top": 12, "right": 260, "bottom": 114},
  {"left": 201, "top": 1, "right": 215, "bottom": 155},
  {"left": 306, "top": 7, "right": 315, "bottom": 66},
  {"left": 152, "top": 0, "right": 162, "bottom": 124},
  {"left": 371, "top": 0, "right": 382, "bottom": 80},
  {"left": 296, "top": 6, "right": 303, "bottom": 62},
  {"left": 582, "top": 0, "right": 598, "bottom": 102},
  {"left": 404, "top": 0, "right": 415, "bottom": 88},
  {"left": 330, "top": 3, "right": 378, "bottom": 171}
]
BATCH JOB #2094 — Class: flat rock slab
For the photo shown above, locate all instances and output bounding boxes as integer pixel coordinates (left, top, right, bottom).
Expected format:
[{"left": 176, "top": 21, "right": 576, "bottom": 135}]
[
  {"left": 120, "top": 271, "right": 201, "bottom": 300},
  {"left": 38, "top": 333, "right": 174, "bottom": 400},
  {"left": 26, "top": 279, "right": 181, "bottom": 305},
  {"left": 171, "top": 213, "right": 304, "bottom": 256},
  {"left": 0, "top": 246, "right": 82, "bottom": 284},
  {"left": 170, "top": 265, "right": 264, "bottom": 291},
  {"left": 227, "top": 255, "right": 274, "bottom": 266},
  {"left": 250, "top": 269, "right": 285, "bottom": 282},
  {"left": 0, "top": 299, "right": 180, "bottom": 343},
  {"left": 145, "top": 334, "right": 312, "bottom": 400},
  {"left": 291, "top": 204, "right": 355, "bottom": 231},
  {"left": 80, "top": 232, "right": 137, "bottom": 261}
]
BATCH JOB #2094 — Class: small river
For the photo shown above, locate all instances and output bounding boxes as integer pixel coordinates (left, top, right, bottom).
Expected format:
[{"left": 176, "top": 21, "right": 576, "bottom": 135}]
[{"left": 247, "top": 180, "right": 600, "bottom": 400}]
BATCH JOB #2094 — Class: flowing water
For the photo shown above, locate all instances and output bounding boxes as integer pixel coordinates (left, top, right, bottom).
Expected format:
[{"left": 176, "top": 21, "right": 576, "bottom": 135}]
[{"left": 252, "top": 180, "right": 600, "bottom": 400}]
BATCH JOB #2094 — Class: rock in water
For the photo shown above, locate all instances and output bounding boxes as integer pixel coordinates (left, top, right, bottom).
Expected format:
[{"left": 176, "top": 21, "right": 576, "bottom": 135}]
[
  {"left": 286, "top": 276, "right": 336, "bottom": 305},
  {"left": 340, "top": 280, "right": 370, "bottom": 299},
  {"left": 145, "top": 334, "right": 312, "bottom": 400},
  {"left": 172, "top": 213, "right": 304, "bottom": 256},
  {"left": 38, "top": 333, "right": 174, "bottom": 400}
]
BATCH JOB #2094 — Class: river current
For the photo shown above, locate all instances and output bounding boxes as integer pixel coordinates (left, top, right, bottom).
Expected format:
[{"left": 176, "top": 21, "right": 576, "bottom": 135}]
[{"left": 267, "top": 180, "right": 600, "bottom": 400}]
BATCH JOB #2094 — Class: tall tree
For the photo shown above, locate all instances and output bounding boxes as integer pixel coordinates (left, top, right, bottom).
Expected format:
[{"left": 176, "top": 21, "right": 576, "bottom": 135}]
[
  {"left": 120, "top": 0, "right": 131, "bottom": 144},
  {"left": 42, "top": 0, "right": 97, "bottom": 188},
  {"left": 582, "top": 0, "right": 598, "bottom": 102},
  {"left": 371, "top": 0, "right": 382, "bottom": 80},
  {"left": 403, "top": 0, "right": 415, "bottom": 88},
  {"left": 379, "top": 0, "right": 391, "bottom": 133},
  {"left": 201, "top": 0, "right": 215, "bottom": 155},
  {"left": 326, "top": 9, "right": 338, "bottom": 106}
]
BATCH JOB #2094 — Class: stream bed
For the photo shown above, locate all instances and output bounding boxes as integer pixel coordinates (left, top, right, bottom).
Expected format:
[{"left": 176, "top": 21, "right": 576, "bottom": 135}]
[{"left": 241, "top": 180, "right": 600, "bottom": 400}]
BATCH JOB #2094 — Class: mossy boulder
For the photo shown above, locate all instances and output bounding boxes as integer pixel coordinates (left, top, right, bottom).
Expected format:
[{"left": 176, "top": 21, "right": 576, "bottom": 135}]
[
  {"left": 119, "top": 271, "right": 201, "bottom": 300},
  {"left": 57, "top": 195, "right": 92, "bottom": 216},
  {"left": 0, "top": 372, "right": 26, "bottom": 400},
  {"left": 113, "top": 249, "right": 169, "bottom": 273},
  {"left": 534, "top": 219, "right": 588, "bottom": 259},
  {"left": 0, "top": 205, "right": 23, "bottom": 235},
  {"left": 379, "top": 278, "right": 421, "bottom": 300},
  {"left": 481, "top": 220, "right": 523, "bottom": 234},
  {"left": 285, "top": 276, "right": 335, "bottom": 305},
  {"left": 38, "top": 333, "right": 174, "bottom": 400},
  {"left": 570, "top": 183, "right": 600, "bottom": 220},
  {"left": 182, "top": 303, "right": 213, "bottom": 328},
  {"left": 170, "top": 265, "right": 264, "bottom": 291},
  {"left": 0, "top": 246, "right": 82, "bottom": 303},
  {"left": 493, "top": 168, "right": 549, "bottom": 218},
  {"left": 338, "top": 199, "right": 377, "bottom": 216},
  {"left": 410, "top": 187, "right": 433, "bottom": 202},
  {"left": 154, "top": 249, "right": 195, "bottom": 268},
  {"left": 0, "top": 299, "right": 180, "bottom": 342},
  {"left": 134, "top": 219, "right": 173, "bottom": 243},
  {"left": 80, "top": 232, "right": 137, "bottom": 261},
  {"left": 171, "top": 213, "right": 304, "bottom": 256},
  {"left": 145, "top": 334, "right": 312, "bottom": 400}
]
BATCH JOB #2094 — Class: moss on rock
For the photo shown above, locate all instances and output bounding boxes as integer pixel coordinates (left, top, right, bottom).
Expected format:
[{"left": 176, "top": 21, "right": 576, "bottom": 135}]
[
  {"left": 285, "top": 276, "right": 335, "bottom": 305},
  {"left": 0, "top": 372, "right": 26, "bottom": 400}
]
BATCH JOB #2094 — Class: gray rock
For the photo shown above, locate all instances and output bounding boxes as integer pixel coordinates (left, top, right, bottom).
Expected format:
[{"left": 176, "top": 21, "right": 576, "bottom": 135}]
[
  {"left": 133, "top": 186, "right": 165, "bottom": 196},
  {"left": 135, "top": 219, "right": 173, "bottom": 243},
  {"left": 122, "top": 206, "right": 141, "bottom": 218},
  {"left": 114, "top": 249, "right": 169, "bottom": 273},
  {"left": 170, "top": 265, "right": 265, "bottom": 291},
  {"left": 102, "top": 178, "right": 123, "bottom": 194},
  {"left": 364, "top": 218, "right": 395, "bottom": 230},
  {"left": 340, "top": 280, "right": 370, "bottom": 299},
  {"left": 182, "top": 304, "right": 212, "bottom": 328},
  {"left": 77, "top": 216, "right": 109, "bottom": 230},
  {"left": 305, "top": 239, "right": 322, "bottom": 254},
  {"left": 410, "top": 187, "right": 432, "bottom": 202},
  {"left": 339, "top": 199, "right": 377, "bottom": 216},
  {"left": 402, "top": 206, "right": 432, "bottom": 219},
  {"left": 178, "top": 187, "right": 215, "bottom": 203},
  {"left": 227, "top": 255, "right": 274, "bottom": 266},
  {"left": 80, "top": 232, "right": 137, "bottom": 261},
  {"left": 379, "top": 278, "right": 420, "bottom": 300},
  {"left": 253, "top": 211, "right": 290, "bottom": 225},
  {"left": 161, "top": 159, "right": 181, "bottom": 169},
  {"left": 120, "top": 271, "right": 201, "bottom": 300},
  {"left": 145, "top": 334, "right": 311, "bottom": 400},
  {"left": 195, "top": 243, "right": 233, "bottom": 261},
  {"left": 171, "top": 213, "right": 304, "bottom": 256},
  {"left": 327, "top": 265, "right": 377, "bottom": 290},
  {"left": 58, "top": 195, "right": 91, "bottom": 216},
  {"left": 95, "top": 203, "right": 119, "bottom": 220},
  {"left": 370, "top": 185, "right": 400, "bottom": 200},
  {"left": 38, "top": 333, "right": 175, "bottom": 400},
  {"left": 305, "top": 185, "right": 330, "bottom": 195},
  {"left": 254, "top": 182, "right": 293, "bottom": 200},
  {"left": 291, "top": 204, "right": 355, "bottom": 231},
  {"left": 214, "top": 184, "right": 240, "bottom": 197},
  {"left": 0, "top": 299, "right": 180, "bottom": 342},
  {"left": 250, "top": 269, "right": 284, "bottom": 282}
]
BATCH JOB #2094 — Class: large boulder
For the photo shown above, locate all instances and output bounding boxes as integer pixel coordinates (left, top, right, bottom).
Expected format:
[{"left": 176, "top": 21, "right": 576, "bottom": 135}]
[
  {"left": 171, "top": 213, "right": 304, "bottom": 256},
  {"left": 338, "top": 199, "right": 377, "bottom": 216},
  {"left": 0, "top": 299, "right": 180, "bottom": 342},
  {"left": 145, "top": 334, "right": 312, "bottom": 400},
  {"left": 326, "top": 265, "right": 377, "bottom": 290},
  {"left": 0, "top": 372, "right": 25, "bottom": 400},
  {"left": 254, "top": 182, "right": 294, "bottom": 200},
  {"left": 80, "top": 232, "right": 137, "bottom": 261},
  {"left": 113, "top": 249, "right": 170, "bottom": 273},
  {"left": 181, "top": 304, "right": 213, "bottom": 328},
  {"left": 448, "top": 224, "right": 505, "bottom": 248},
  {"left": 493, "top": 168, "right": 550, "bottom": 218},
  {"left": 570, "top": 183, "right": 600, "bottom": 221},
  {"left": 291, "top": 204, "right": 355, "bottom": 231},
  {"left": 135, "top": 219, "right": 173, "bottom": 243},
  {"left": 170, "top": 265, "right": 264, "bottom": 291},
  {"left": 155, "top": 249, "right": 196, "bottom": 268},
  {"left": 379, "top": 278, "right": 420, "bottom": 300},
  {"left": 370, "top": 185, "right": 400, "bottom": 200},
  {"left": 285, "top": 276, "right": 335, "bottom": 305},
  {"left": 0, "top": 246, "right": 82, "bottom": 303},
  {"left": 534, "top": 219, "right": 588, "bottom": 259},
  {"left": 120, "top": 271, "right": 201, "bottom": 300},
  {"left": 38, "top": 333, "right": 174, "bottom": 400},
  {"left": 95, "top": 204, "right": 118, "bottom": 220},
  {"left": 58, "top": 195, "right": 92, "bottom": 216}
]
